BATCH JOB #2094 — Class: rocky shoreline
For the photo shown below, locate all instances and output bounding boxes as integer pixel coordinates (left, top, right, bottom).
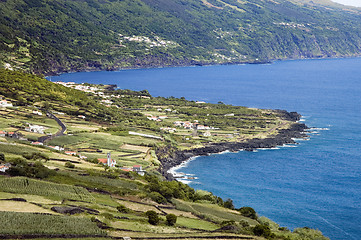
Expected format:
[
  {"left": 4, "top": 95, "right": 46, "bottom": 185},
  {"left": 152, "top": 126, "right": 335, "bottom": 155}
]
[{"left": 157, "top": 112, "right": 308, "bottom": 180}]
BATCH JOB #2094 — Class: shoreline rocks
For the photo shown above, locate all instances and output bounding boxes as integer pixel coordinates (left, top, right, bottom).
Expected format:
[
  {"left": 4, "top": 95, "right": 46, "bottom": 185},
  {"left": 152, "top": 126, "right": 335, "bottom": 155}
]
[{"left": 157, "top": 122, "right": 308, "bottom": 180}]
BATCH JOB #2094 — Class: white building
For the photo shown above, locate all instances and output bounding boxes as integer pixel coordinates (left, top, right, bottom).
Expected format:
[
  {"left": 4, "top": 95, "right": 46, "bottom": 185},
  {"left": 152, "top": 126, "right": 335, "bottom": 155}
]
[{"left": 0, "top": 100, "right": 13, "bottom": 108}]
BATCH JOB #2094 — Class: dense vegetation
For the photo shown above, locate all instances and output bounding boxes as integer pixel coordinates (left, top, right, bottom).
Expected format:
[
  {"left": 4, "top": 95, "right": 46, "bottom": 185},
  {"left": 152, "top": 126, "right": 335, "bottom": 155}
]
[{"left": 1, "top": 0, "right": 361, "bottom": 74}]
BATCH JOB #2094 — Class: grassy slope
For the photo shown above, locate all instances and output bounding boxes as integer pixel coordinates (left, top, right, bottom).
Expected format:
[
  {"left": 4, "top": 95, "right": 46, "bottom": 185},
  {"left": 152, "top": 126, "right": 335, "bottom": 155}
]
[
  {"left": 1, "top": 0, "right": 361, "bottom": 74},
  {"left": 0, "top": 70, "right": 329, "bottom": 239}
]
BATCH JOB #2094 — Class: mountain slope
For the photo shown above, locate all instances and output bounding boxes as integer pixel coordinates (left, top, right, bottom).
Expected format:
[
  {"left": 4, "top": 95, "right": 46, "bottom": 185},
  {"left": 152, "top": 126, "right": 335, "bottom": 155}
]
[{"left": 1, "top": 0, "right": 361, "bottom": 74}]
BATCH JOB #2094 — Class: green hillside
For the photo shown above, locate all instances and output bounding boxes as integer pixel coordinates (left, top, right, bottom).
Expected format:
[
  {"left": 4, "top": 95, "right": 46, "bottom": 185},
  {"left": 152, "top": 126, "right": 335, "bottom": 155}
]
[
  {"left": 1, "top": 0, "right": 361, "bottom": 74},
  {"left": 0, "top": 70, "right": 330, "bottom": 239}
]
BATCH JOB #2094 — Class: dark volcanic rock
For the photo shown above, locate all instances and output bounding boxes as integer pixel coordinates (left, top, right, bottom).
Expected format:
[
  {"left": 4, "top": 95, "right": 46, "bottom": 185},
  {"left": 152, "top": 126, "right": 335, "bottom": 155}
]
[
  {"left": 51, "top": 206, "right": 84, "bottom": 215},
  {"left": 1, "top": 198, "right": 27, "bottom": 202},
  {"left": 157, "top": 122, "right": 308, "bottom": 180}
]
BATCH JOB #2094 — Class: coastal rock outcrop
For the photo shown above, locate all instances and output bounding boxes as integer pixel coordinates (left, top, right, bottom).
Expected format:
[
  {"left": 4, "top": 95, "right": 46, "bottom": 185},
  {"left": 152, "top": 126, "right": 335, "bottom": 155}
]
[{"left": 157, "top": 122, "right": 308, "bottom": 180}]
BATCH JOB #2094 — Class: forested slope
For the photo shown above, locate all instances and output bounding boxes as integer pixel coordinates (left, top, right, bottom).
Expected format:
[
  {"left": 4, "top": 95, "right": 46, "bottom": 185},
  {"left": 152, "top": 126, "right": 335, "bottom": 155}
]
[{"left": 1, "top": 0, "right": 361, "bottom": 74}]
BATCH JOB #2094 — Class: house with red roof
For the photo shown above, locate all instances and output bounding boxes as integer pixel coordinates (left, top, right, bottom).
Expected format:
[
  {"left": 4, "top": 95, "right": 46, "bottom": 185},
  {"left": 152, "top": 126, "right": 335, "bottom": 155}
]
[{"left": 0, "top": 163, "right": 11, "bottom": 173}]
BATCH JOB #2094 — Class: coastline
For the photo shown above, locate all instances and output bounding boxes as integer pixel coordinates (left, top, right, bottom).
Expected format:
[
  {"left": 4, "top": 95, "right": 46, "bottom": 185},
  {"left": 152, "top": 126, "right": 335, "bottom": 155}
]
[
  {"left": 157, "top": 120, "right": 308, "bottom": 180},
  {"left": 44, "top": 55, "right": 361, "bottom": 77}
]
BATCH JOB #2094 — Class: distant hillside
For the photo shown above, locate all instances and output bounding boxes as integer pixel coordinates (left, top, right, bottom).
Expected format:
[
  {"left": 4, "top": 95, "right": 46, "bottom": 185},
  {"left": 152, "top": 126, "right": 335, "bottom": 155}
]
[{"left": 1, "top": 0, "right": 361, "bottom": 74}]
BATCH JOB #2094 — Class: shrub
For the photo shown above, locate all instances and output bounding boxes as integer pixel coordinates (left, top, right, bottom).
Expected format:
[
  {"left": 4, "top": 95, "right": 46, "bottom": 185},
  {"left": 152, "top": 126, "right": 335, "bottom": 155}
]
[
  {"left": 149, "top": 191, "right": 167, "bottom": 204},
  {"left": 239, "top": 220, "right": 250, "bottom": 228},
  {"left": 65, "top": 162, "right": 75, "bottom": 168},
  {"left": 238, "top": 206, "right": 257, "bottom": 220},
  {"left": 22, "top": 152, "right": 49, "bottom": 161},
  {"left": 253, "top": 224, "right": 272, "bottom": 238},
  {"left": 166, "top": 214, "right": 177, "bottom": 226},
  {"left": 116, "top": 204, "right": 130, "bottom": 213},
  {"left": 101, "top": 212, "right": 114, "bottom": 220},
  {"left": 145, "top": 210, "right": 159, "bottom": 225}
]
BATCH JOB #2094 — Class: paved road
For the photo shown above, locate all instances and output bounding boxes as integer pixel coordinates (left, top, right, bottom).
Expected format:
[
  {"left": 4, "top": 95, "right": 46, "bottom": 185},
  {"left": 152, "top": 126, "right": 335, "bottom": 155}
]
[{"left": 38, "top": 112, "right": 67, "bottom": 143}]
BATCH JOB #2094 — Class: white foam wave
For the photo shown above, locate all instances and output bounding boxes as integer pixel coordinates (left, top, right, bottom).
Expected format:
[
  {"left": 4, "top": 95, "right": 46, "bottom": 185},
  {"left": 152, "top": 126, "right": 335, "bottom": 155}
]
[
  {"left": 177, "top": 179, "right": 192, "bottom": 184},
  {"left": 258, "top": 147, "right": 280, "bottom": 150},
  {"left": 307, "top": 127, "right": 330, "bottom": 131},
  {"left": 282, "top": 144, "right": 297, "bottom": 148}
]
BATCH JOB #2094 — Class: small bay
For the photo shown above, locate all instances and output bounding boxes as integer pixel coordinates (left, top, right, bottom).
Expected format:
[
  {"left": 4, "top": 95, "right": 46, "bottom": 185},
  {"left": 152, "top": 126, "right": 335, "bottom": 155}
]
[{"left": 52, "top": 57, "right": 361, "bottom": 240}]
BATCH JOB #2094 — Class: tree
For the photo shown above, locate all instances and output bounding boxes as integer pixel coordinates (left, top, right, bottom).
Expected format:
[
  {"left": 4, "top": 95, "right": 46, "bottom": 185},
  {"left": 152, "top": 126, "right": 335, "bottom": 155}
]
[
  {"left": 166, "top": 214, "right": 177, "bottom": 226},
  {"left": 224, "top": 198, "right": 234, "bottom": 209},
  {"left": 145, "top": 210, "right": 159, "bottom": 225},
  {"left": 149, "top": 192, "right": 167, "bottom": 204},
  {"left": 0, "top": 153, "right": 5, "bottom": 162},
  {"left": 238, "top": 206, "right": 257, "bottom": 220},
  {"left": 253, "top": 224, "right": 272, "bottom": 238}
]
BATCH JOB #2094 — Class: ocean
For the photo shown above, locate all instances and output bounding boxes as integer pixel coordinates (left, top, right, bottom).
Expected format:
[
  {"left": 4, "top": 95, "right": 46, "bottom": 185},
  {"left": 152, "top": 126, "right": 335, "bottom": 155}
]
[{"left": 51, "top": 57, "right": 361, "bottom": 240}]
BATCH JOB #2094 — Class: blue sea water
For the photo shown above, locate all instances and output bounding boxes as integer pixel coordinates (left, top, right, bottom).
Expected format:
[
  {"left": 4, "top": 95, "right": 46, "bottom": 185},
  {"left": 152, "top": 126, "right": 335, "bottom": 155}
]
[{"left": 51, "top": 57, "right": 361, "bottom": 240}]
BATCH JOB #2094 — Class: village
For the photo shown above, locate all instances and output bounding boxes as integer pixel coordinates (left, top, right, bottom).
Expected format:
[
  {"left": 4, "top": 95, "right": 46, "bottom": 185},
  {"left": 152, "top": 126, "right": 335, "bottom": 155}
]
[
  {"left": 0, "top": 96, "right": 149, "bottom": 176},
  {"left": 0, "top": 80, "right": 284, "bottom": 181}
]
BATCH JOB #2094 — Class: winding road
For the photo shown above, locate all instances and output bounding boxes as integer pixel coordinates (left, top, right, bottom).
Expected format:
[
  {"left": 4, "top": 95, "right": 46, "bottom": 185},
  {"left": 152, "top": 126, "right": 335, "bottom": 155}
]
[{"left": 38, "top": 112, "right": 67, "bottom": 143}]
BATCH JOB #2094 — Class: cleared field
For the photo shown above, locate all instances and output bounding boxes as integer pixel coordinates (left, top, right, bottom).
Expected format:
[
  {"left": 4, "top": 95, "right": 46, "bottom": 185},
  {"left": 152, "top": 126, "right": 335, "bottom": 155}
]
[
  {"left": 116, "top": 199, "right": 162, "bottom": 213},
  {"left": 160, "top": 207, "right": 198, "bottom": 219},
  {"left": 176, "top": 216, "right": 219, "bottom": 231},
  {"left": 120, "top": 144, "right": 150, "bottom": 153},
  {"left": 0, "top": 191, "right": 61, "bottom": 204},
  {"left": 0, "top": 200, "right": 55, "bottom": 214},
  {"left": 173, "top": 199, "right": 258, "bottom": 225},
  {"left": 109, "top": 218, "right": 196, "bottom": 233}
]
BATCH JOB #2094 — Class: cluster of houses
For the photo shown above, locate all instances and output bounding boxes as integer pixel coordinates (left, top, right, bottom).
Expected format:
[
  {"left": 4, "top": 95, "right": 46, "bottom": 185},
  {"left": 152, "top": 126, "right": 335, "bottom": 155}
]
[
  {"left": 54, "top": 82, "right": 100, "bottom": 93},
  {"left": 0, "top": 130, "right": 25, "bottom": 140},
  {"left": 173, "top": 121, "right": 216, "bottom": 130},
  {"left": 160, "top": 127, "right": 177, "bottom": 133},
  {"left": 146, "top": 114, "right": 168, "bottom": 122},
  {"left": 120, "top": 165, "right": 145, "bottom": 176},
  {"left": 32, "top": 110, "right": 43, "bottom": 116},
  {"left": 120, "top": 34, "right": 177, "bottom": 48},
  {"left": 97, "top": 153, "right": 145, "bottom": 175},
  {"left": 31, "top": 141, "right": 65, "bottom": 151},
  {"left": 25, "top": 123, "right": 46, "bottom": 134}
]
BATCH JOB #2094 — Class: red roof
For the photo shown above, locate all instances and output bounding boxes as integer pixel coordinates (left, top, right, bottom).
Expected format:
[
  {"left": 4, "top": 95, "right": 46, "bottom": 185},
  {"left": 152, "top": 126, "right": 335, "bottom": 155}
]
[
  {"left": 121, "top": 169, "right": 132, "bottom": 172},
  {"left": 133, "top": 165, "right": 141, "bottom": 168},
  {"left": 65, "top": 151, "right": 76, "bottom": 155},
  {"left": 0, "top": 131, "right": 6, "bottom": 134},
  {"left": 98, "top": 158, "right": 108, "bottom": 164}
]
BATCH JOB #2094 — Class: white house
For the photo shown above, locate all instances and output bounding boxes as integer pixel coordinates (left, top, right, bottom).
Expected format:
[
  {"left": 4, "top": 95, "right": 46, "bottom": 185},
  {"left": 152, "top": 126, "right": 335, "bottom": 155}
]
[
  {"left": 203, "top": 131, "right": 211, "bottom": 137},
  {"left": 33, "top": 110, "right": 43, "bottom": 116},
  {"left": 133, "top": 165, "right": 145, "bottom": 176},
  {"left": 0, "top": 100, "right": 13, "bottom": 108}
]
